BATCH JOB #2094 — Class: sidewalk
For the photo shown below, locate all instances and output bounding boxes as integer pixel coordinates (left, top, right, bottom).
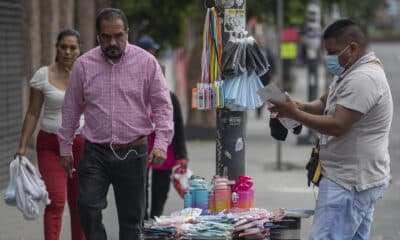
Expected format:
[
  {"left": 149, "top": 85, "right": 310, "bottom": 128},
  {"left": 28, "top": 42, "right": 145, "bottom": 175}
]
[{"left": 0, "top": 65, "right": 318, "bottom": 240}]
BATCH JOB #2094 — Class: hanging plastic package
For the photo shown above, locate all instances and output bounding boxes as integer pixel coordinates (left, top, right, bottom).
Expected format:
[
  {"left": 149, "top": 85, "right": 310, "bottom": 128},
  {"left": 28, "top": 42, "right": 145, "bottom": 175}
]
[
  {"left": 4, "top": 176, "right": 17, "bottom": 206},
  {"left": 9, "top": 156, "right": 50, "bottom": 220},
  {"left": 246, "top": 36, "right": 270, "bottom": 76},
  {"left": 222, "top": 33, "right": 269, "bottom": 111},
  {"left": 192, "top": 7, "right": 223, "bottom": 110},
  {"left": 224, "top": 71, "right": 264, "bottom": 111}
]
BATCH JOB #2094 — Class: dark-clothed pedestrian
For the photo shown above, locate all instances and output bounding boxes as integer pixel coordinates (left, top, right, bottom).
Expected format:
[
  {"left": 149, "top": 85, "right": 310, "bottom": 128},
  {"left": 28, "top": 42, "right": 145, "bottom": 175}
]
[
  {"left": 268, "top": 19, "right": 392, "bottom": 239},
  {"left": 16, "top": 28, "right": 86, "bottom": 240},
  {"left": 136, "top": 36, "right": 189, "bottom": 219},
  {"left": 57, "top": 8, "right": 173, "bottom": 240}
]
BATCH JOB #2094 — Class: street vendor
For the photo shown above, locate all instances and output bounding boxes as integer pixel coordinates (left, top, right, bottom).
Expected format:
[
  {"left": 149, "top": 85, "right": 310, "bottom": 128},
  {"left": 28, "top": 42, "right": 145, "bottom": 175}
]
[{"left": 268, "top": 19, "right": 392, "bottom": 239}]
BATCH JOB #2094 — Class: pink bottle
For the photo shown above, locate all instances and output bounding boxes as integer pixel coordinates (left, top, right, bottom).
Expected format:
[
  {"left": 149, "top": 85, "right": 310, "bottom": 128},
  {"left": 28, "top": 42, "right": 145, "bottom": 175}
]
[
  {"left": 234, "top": 176, "right": 255, "bottom": 209},
  {"left": 237, "top": 189, "right": 250, "bottom": 209},
  {"left": 213, "top": 178, "right": 231, "bottom": 212}
]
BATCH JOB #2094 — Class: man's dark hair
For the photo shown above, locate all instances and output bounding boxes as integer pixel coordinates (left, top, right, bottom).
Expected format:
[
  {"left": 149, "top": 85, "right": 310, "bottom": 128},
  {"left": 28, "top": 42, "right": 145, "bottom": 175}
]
[
  {"left": 323, "top": 19, "right": 368, "bottom": 48},
  {"left": 96, "top": 8, "right": 128, "bottom": 33},
  {"left": 56, "top": 28, "right": 80, "bottom": 46}
]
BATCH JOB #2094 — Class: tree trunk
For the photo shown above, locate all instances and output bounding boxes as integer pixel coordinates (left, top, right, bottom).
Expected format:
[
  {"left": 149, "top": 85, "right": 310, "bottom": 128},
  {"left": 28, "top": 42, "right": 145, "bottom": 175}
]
[
  {"left": 75, "top": 0, "right": 96, "bottom": 52},
  {"left": 59, "top": 0, "right": 74, "bottom": 29},
  {"left": 40, "top": 0, "right": 60, "bottom": 65},
  {"left": 24, "top": 0, "right": 41, "bottom": 81}
]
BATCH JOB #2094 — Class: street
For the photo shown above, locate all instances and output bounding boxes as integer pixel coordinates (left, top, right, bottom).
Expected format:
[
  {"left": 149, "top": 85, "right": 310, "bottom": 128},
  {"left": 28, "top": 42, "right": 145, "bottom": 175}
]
[{"left": 0, "top": 42, "right": 399, "bottom": 240}]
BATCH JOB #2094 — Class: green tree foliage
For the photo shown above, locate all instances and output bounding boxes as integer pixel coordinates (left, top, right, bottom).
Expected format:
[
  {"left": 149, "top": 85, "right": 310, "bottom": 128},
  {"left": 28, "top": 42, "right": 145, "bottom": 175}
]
[
  {"left": 321, "top": 0, "right": 385, "bottom": 31},
  {"left": 246, "top": 0, "right": 305, "bottom": 27},
  {"left": 247, "top": 0, "right": 384, "bottom": 30},
  {"left": 116, "top": 0, "right": 202, "bottom": 48}
]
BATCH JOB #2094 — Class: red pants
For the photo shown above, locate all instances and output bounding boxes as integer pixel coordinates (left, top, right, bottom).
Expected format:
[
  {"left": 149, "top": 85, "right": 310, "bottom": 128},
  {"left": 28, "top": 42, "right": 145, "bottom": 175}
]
[{"left": 36, "top": 130, "right": 86, "bottom": 240}]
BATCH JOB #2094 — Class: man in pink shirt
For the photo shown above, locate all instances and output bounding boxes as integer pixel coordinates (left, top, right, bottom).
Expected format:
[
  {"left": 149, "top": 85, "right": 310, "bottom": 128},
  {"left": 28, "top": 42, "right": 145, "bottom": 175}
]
[{"left": 58, "top": 8, "right": 173, "bottom": 240}]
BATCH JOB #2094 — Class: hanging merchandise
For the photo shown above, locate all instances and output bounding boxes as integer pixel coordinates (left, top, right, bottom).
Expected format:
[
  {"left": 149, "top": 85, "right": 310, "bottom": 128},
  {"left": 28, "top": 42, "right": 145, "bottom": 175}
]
[
  {"left": 192, "top": 7, "right": 224, "bottom": 110},
  {"left": 222, "top": 33, "right": 271, "bottom": 111},
  {"left": 8, "top": 156, "right": 51, "bottom": 220}
]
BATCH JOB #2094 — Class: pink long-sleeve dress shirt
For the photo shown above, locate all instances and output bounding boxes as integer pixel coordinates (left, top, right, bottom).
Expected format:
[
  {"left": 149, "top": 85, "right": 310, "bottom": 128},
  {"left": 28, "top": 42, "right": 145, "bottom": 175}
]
[{"left": 58, "top": 44, "right": 173, "bottom": 156}]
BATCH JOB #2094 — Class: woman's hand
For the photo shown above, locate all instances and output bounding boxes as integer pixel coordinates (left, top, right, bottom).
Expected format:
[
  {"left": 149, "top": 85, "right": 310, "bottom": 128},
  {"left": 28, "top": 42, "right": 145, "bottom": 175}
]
[{"left": 14, "top": 147, "right": 26, "bottom": 160}]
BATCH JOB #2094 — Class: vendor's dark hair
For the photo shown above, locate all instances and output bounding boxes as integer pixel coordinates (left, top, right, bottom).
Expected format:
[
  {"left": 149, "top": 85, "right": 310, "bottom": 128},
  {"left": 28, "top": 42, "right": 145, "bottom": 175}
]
[
  {"left": 323, "top": 19, "right": 368, "bottom": 48},
  {"left": 55, "top": 28, "right": 80, "bottom": 62},
  {"left": 96, "top": 8, "right": 128, "bottom": 33}
]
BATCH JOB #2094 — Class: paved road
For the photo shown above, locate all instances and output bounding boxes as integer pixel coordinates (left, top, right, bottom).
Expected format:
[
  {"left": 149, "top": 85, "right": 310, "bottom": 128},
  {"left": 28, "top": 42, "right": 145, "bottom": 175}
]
[{"left": 0, "top": 42, "right": 399, "bottom": 240}]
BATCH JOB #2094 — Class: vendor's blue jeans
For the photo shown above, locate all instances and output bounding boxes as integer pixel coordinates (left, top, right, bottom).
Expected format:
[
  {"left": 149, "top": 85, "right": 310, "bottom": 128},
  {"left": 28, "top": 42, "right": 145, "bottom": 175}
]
[
  {"left": 310, "top": 177, "right": 388, "bottom": 240},
  {"left": 77, "top": 141, "right": 148, "bottom": 240}
]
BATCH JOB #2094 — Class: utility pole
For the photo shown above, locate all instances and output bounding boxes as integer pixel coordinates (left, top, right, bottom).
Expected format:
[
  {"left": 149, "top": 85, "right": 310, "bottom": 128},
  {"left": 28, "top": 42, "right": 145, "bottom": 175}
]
[
  {"left": 215, "top": 0, "right": 247, "bottom": 181},
  {"left": 275, "top": 0, "right": 283, "bottom": 170},
  {"left": 298, "top": 0, "right": 321, "bottom": 145}
]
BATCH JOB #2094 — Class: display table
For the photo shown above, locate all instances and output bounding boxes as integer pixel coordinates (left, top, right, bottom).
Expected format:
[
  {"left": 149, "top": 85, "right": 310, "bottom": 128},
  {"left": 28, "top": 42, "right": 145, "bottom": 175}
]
[{"left": 142, "top": 208, "right": 314, "bottom": 240}]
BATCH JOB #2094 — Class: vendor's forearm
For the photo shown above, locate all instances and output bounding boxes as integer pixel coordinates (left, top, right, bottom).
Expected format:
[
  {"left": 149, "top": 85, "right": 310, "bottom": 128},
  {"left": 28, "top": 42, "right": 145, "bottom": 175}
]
[
  {"left": 299, "top": 93, "right": 327, "bottom": 115},
  {"left": 292, "top": 110, "right": 343, "bottom": 137}
]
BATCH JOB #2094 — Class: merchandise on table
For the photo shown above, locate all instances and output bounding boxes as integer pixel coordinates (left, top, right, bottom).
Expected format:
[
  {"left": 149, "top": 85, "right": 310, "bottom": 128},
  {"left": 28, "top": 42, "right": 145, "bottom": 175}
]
[{"left": 143, "top": 208, "right": 286, "bottom": 240}]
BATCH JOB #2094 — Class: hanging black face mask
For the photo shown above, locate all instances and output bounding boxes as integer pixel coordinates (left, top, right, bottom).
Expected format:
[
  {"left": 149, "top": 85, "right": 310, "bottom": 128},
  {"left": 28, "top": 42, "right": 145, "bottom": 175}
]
[
  {"left": 269, "top": 118, "right": 303, "bottom": 141},
  {"left": 269, "top": 117, "right": 288, "bottom": 141}
]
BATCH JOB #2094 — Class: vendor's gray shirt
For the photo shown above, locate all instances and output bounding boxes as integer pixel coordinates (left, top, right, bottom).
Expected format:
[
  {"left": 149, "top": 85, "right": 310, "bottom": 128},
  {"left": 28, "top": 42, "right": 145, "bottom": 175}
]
[{"left": 320, "top": 51, "right": 393, "bottom": 191}]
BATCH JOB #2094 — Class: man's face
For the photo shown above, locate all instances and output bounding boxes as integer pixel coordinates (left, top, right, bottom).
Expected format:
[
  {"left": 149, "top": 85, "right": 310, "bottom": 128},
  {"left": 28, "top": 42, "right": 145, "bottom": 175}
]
[
  {"left": 98, "top": 18, "right": 128, "bottom": 60},
  {"left": 324, "top": 37, "right": 353, "bottom": 68}
]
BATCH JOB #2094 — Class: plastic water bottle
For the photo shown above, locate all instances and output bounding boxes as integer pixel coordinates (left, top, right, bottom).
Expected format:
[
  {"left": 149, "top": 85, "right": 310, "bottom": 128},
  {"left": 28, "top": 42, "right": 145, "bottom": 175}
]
[
  {"left": 184, "top": 192, "right": 192, "bottom": 209},
  {"left": 214, "top": 182, "right": 231, "bottom": 211},
  {"left": 195, "top": 189, "right": 209, "bottom": 210}
]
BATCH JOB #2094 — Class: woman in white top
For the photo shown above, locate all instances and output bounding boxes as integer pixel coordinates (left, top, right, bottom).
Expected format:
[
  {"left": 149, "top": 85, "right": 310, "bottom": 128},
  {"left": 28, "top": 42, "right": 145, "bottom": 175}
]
[{"left": 16, "top": 28, "right": 85, "bottom": 240}]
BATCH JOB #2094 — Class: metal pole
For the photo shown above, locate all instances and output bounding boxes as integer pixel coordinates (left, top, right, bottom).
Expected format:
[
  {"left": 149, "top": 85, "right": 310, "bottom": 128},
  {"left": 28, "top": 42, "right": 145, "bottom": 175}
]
[
  {"left": 215, "top": 0, "right": 247, "bottom": 181},
  {"left": 298, "top": 0, "right": 320, "bottom": 145},
  {"left": 275, "top": 0, "right": 283, "bottom": 170}
]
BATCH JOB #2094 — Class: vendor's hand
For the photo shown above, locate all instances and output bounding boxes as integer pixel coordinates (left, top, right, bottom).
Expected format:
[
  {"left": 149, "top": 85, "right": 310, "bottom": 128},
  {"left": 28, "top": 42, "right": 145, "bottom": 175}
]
[
  {"left": 149, "top": 148, "right": 167, "bottom": 166},
  {"left": 268, "top": 92, "right": 299, "bottom": 119},
  {"left": 294, "top": 100, "right": 306, "bottom": 111},
  {"left": 60, "top": 155, "right": 75, "bottom": 178}
]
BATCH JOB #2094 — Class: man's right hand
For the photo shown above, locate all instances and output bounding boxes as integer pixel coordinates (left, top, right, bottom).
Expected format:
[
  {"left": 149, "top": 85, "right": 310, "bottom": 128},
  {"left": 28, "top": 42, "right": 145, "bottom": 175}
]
[{"left": 60, "top": 155, "right": 75, "bottom": 178}]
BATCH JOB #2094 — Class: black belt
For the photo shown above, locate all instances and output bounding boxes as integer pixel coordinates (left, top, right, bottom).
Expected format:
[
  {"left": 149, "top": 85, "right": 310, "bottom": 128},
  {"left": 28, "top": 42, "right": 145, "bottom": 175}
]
[{"left": 96, "top": 136, "right": 147, "bottom": 150}]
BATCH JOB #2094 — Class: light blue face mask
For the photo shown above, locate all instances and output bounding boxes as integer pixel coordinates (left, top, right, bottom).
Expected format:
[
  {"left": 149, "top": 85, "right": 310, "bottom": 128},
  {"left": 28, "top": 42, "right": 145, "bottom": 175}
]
[{"left": 325, "top": 45, "right": 349, "bottom": 75}]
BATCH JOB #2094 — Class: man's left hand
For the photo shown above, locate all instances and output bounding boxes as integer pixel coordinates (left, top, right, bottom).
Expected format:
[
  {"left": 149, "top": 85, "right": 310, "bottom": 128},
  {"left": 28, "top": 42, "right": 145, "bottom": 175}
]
[
  {"left": 268, "top": 92, "right": 299, "bottom": 119},
  {"left": 149, "top": 148, "right": 167, "bottom": 166}
]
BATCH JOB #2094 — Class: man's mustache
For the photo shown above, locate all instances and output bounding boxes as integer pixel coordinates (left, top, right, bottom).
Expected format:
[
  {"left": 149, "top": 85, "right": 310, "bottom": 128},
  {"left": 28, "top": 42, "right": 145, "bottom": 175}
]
[{"left": 106, "top": 45, "right": 121, "bottom": 51}]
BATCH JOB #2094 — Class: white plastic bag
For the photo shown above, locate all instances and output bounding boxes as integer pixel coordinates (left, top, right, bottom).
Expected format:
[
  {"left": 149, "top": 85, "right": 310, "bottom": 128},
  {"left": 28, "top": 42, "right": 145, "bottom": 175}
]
[
  {"left": 172, "top": 167, "right": 193, "bottom": 198},
  {"left": 4, "top": 178, "right": 17, "bottom": 206},
  {"left": 10, "top": 156, "right": 51, "bottom": 220}
]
